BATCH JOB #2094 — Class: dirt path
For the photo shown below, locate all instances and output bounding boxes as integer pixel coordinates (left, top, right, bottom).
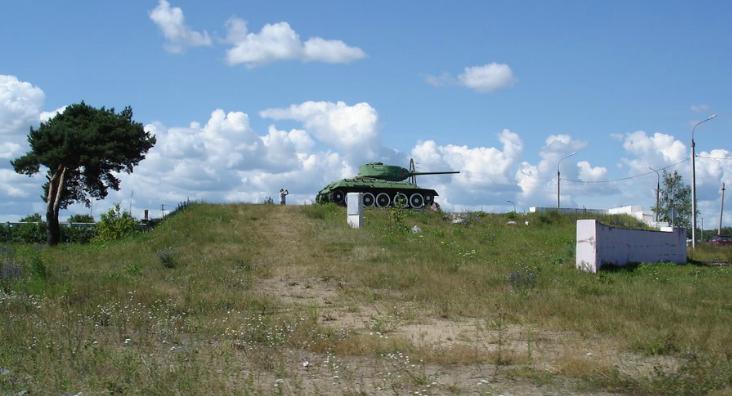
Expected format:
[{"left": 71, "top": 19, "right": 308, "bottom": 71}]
[{"left": 248, "top": 206, "right": 631, "bottom": 395}]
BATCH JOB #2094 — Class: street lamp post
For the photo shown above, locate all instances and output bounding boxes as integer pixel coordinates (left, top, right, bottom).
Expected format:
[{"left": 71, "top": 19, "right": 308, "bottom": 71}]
[
  {"left": 720, "top": 182, "right": 726, "bottom": 236},
  {"left": 557, "top": 152, "right": 577, "bottom": 210},
  {"left": 649, "top": 167, "right": 661, "bottom": 223},
  {"left": 691, "top": 114, "right": 717, "bottom": 249},
  {"left": 701, "top": 217, "right": 704, "bottom": 243}
]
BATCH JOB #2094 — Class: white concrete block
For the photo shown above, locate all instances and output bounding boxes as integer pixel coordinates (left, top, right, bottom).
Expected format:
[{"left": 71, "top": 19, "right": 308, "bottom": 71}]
[
  {"left": 346, "top": 193, "right": 363, "bottom": 215},
  {"left": 576, "top": 219, "right": 686, "bottom": 273},
  {"left": 347, "top": 214, "right": 363, "bottom": 229},
  {"left": 346, "top": 192, "right": 364, "bottom": 228}
]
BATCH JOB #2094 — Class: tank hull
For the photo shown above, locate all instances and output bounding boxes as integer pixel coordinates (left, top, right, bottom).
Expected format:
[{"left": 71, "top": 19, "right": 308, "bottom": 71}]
[{"left": 316, "top": 178, "right": 438, "bottom": 208}]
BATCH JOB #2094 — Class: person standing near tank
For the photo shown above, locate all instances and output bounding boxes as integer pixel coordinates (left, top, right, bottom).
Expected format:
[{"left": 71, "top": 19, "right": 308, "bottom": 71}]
[{"left": 279, "top": 188, "right": 289, "bottom": 205}]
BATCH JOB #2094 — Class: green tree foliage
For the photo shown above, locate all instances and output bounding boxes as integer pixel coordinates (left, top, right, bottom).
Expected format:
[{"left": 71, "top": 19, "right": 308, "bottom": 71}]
[
  {"left": 19, "top": 213, "right": 42, "bottom": 222},
  {"left": 94, "top": 204, "right": 137, "bottom": 242},
  {"left": 68, "top": 214, "right": 95, "bottom": 223},
  {"left": 64, "top": 213, "right": 97, "bottom": 243},
  {"left": 0, "top": 213, "right": 95, "bottom": 244},
  {"left": 16, "top": 213, "right": 47, "bottom": 243},
  {"left": 652, "top": 170, "right": 693, "bottom": 229},
  {"left": 11, "top": 102, "right": 155, "bottom": 245}
]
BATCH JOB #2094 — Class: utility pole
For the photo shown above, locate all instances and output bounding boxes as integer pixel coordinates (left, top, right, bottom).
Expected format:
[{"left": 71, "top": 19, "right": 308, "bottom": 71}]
[
  {"left": 670, "top": 182, "right": 676, "bottom": 227},
  {"left": 129, "top": 190, "right": 134, "bottom": 215},
  {"left": 649, "top": 167, "right": 661, "bottom": 222},
  {"left": 720, "top": 182, "right": 726, "bottom": 236},
  {"left": 557, "top": 152, "right": 577, "bottom": 210},
  {"left": 691, "top": 113, "right": 718, "bottom": 249}
]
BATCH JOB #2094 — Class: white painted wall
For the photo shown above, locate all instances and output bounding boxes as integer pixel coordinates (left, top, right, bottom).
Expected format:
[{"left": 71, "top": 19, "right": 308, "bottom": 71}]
[
  {"left": 346, "top": 192, "right": 363, "bottom": 228},
  {"left": 576, "top": 219, "right": 686, "bottom": 273}
]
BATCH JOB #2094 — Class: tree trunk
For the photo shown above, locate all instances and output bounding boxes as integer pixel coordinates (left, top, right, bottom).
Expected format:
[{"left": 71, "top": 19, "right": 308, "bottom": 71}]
[
  {"left": 45, "top": 166, "right": 66, "bottom": 246},
  {"left": 46, "top": 204, "right": 60, "bottom": 245}
]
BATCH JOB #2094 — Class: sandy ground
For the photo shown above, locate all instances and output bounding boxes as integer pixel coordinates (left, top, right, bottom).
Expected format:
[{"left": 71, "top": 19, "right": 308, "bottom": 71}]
[{"left": 246, "top": 207, "right": 672, "bottom": 394}]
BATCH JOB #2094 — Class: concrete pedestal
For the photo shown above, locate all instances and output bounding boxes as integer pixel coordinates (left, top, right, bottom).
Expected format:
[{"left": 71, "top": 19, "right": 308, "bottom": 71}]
[{"left": 346, "top": 193, "right": 364, "bottom": 228}]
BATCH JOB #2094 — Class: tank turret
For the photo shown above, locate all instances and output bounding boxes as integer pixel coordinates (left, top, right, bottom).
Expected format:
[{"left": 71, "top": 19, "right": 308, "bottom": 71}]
[
  {"left": 356, "top": 162, "right": 460, "bottom": 182},
  {"left": 315, "top": 159, "right": 459, "bottom": 208}
]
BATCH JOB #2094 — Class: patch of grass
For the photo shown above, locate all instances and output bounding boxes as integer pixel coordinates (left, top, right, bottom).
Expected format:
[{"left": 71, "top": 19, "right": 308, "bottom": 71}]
[
  {"left": 301, "top": 203, "right": 339, "bottom": 220},
  {"left": 0, "top": 246, "right": 22, "bottom": 281},
  {"left": 691, "top": 243, "right": 732, "bottom": 264}
]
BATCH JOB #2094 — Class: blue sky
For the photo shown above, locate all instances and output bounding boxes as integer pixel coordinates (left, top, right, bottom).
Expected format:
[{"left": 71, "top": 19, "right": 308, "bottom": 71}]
[{"left": 1, "top": 1, "right": 731, "bottom": 224}]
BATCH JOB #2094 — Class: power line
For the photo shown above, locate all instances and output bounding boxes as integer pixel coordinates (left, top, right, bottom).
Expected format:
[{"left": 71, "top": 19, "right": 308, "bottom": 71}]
[
  {"left": 564, "top": 158, "right": 689, "bottom": 184},
  {"left": 530, "top": 153, "right": 728, "bottom": 186},
  {"left": 696, "top": 155, "right": 732, "bottom": 160}
]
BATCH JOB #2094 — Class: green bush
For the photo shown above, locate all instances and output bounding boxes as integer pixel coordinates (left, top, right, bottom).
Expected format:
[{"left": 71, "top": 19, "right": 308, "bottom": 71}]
[
  {"left": 0, "top": 213, "right": 96, "bottom": 244},
  {"left": 68, "top": 214, "right": 94, "bottom": 223},
  {"left": 14, "top": 213, "right": 47, "bottom": 243},
  {"left": 536, "top": 210, "right": 562, "bottom": 225},
  {"left": 61, "top": 225, "right": 97, "bottom": 244},
  {"left": 94, "top": 204, "right": 137, "bottom": 242}
]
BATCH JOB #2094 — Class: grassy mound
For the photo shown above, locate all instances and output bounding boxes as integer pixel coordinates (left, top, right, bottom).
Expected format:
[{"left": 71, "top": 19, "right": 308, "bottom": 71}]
[{"left": 1, "top": 203, "right": 731, "bottom": 394}]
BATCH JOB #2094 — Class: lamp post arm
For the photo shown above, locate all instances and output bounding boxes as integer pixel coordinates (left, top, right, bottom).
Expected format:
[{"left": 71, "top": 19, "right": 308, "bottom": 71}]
[{"left": 690, "top": 113, "right": 717, "bottom": 249}]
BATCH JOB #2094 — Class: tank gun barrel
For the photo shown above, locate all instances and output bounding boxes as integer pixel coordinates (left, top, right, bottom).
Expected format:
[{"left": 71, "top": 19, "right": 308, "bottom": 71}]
[{"left": 410, "top": 171, "right": 460, "bottom": 176}]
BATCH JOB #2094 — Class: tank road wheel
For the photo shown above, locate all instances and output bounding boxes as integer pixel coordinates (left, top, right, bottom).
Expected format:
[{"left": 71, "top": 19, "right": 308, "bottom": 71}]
[
  {"left": 424, "top": 194, "right": 434, "bottom": 206},
  {"left": 330, "top": 189, "right": 346, "bottom": 205},
  {"left": 375, "top": 192, "right": 391, "bottom": 208},
  {"left": 393, "top": 192, "right": 408, "bottom": 208},
  {"left": 409, "top": 193, "right": 425, "bottom": 209},
  {"left": 362, "top": 192, "right": 375, "bottom": 207}
]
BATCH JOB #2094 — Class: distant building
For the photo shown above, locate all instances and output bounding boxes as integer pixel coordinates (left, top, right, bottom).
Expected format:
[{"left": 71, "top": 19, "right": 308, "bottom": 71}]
[
  {"left": 529, "top": 207, "right": 606, "bottom": 215},
  {"left": 529, "top": 205, "right": 669, "bottom": 229}
]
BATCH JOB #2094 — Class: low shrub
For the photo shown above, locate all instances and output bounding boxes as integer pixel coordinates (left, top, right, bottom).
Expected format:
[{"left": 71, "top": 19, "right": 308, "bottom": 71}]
[
  {"left": 157, "top": 247, "right": 177, "bottom": 269},
  {"left": 94, "top": 204, "right": 137, "bottom": 242}
]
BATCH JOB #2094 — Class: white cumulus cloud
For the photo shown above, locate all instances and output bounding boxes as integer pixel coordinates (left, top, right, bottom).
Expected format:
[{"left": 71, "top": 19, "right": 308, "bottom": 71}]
[
  {"left": 458, "top": 63, "right": 517, "bottom": 92},
  {"left": 149, "top": 0, "right": 212, "bottom": 53},
  {"left": 514, "top": 134, "right": 590, "bottom": 206},
  {"left": 577, "top": 161, "right": 607, "bottom": 181},
  {"left": 260, "top": 101, "right": 379, "bottom": 159},
  {"left": 303, "top": 37, "right": 366, "bottom": 63},
  {"left": 409, "top": 130, "right": 523, "bottom": 208},
  {"left": 40, "top": 105, "right": 67, "bottom": 123},
  {"left": 225, "top": 18, "right": 365, "bottom": 67},
  {"left": 621, "top": 131, "right": 687, "bottom": 173},
  {"left": 0, "top": 75, "right": 44, "bottom": 136},
  {"left": 616, "top": 130, "right": 731, "bottom": 224},
  {"left": 110, "top": 108, "right": 351, "bottom": 211},
  {"left": 427, "top": 63, "right": 517, "bottom": 93}
]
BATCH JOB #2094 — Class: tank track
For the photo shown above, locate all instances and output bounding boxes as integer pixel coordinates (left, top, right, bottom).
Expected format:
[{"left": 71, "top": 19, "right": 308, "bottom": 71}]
[{"left": 321, "top": 188, "right": 436, "bottom": 209}]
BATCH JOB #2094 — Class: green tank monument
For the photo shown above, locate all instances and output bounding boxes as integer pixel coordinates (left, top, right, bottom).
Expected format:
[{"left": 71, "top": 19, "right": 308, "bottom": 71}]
[{"left": 316, "top": 159, "right": 459, "bottom": 208}]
